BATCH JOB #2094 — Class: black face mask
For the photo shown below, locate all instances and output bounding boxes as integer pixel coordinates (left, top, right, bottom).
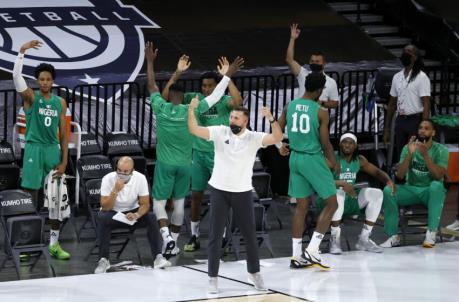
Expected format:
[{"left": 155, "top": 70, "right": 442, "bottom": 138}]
[
  {"left": 230, "top": 124, "right": 242, "bottom": 135},
  {"left": 309, "top": 63, "right": 323, "bottom": 72},
  {"left": 400, "top": 52, "right": 412, "bottom": 67}
]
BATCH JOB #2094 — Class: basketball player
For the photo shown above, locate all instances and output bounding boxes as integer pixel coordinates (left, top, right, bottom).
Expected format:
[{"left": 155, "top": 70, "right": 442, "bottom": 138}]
[
  {"left": 316, "top": 132, "right": 396, "bottom": 254},
  {"left": 12, "top": 40, "right": 70, "bottom": 260},
  {"left": 161, "top": 55, "right": 244, "bottom": 252},
  {"left": 278, "top": 72, "right": 338, "bottom": 269},
  {"left": 144, "top": 42, "right": 241, "bottom": 258}
]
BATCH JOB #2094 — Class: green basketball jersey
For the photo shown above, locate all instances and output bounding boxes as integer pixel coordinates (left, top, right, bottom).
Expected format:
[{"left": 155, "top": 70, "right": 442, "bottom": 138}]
[
  {"left": 25, "top": 92, "right": 62, "bottom": 145},
  {"left": 286, "top": 98, "right": 321, "bottom": 154},
  {"left": 334, "top": 151, "right": 360, "bottom": 185},
  {"left": 184, "top": 92, "right": 232, "bottom": 152},
  {"left": 150, "top": 92, "right": 209, "bottom": 166},
  {"left": 399, "top": 142, "right": 449, "bottom": 187}
]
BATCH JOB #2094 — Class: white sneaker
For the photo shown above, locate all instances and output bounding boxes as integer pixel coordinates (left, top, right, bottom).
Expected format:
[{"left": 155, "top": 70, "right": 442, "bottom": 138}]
[
  {"left": 380, "top": 235, "right": 401, "bottom": 248},
  {"left": 154, "top": 254, "right": 171, "bottom": 269},
  {"left": 248, "top": 272, "right": 268, "bottom": 291},
  {"left": 356, "top": 236, "right": 383, "bottom": 253},
  {"left": 208, "top": 277, "right": 218, "bottom": 294},
  {"left": 162, "top": 236, "right": 176, "bottom": 259},
  {"left": 329, "top": 235, "right": 342, "bottom": 255},
  {"left": 446, "top": 220, "right": 459, "bottom": 231},
  {"left": 422, "top": 230, "right": 436, "bottom": 248},
  {"left": 171, "top": 246, "right": 180, "bottom": 256},
  {"left": 303, "top": 249, "right": 330, "bottom": 270},
  {"left": 94, "top": 258, "right": 110, "bottom": 274}
]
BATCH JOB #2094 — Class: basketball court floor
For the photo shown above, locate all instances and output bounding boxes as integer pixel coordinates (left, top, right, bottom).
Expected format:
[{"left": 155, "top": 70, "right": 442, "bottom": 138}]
[{"left": 1, "top": 241, "right": 458, "bottom": 302}]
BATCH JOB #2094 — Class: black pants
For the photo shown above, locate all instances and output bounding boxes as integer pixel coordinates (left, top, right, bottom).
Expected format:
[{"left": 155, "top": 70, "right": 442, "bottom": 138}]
[
  {"left": 207, "top": 186, "right": 260, "bottom": 277},
  {"left": 394, "top": 113, "right": 423, "bottom": 163},
  {"left": 97, "top": 209, "right": 162, "bottom": 259}
]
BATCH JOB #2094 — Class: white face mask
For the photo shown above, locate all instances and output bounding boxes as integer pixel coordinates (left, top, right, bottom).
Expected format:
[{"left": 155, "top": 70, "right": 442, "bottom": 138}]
[{"left": 117, "top": 172, "right": 132, "bottom": 183}]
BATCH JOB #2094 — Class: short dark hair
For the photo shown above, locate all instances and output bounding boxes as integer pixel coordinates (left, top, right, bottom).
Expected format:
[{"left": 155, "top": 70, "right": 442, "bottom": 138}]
[
  {"left": 169, "top": 83, "right": 184, "bottom": 93},
  {"left": 420, "top": 119, "right": 436, "bottom": 131},
  {"left": 35, "top": 63, "right": 55, "bottom": 79},
  {"left": 200, "top": 72, "right": 220, "bottom": 83},
  {"left": 311, "top": 50, "right": 325, "bottom": 60},
  {"left": 305, "top": 72, "right": 326, "bottom": 93},
  {"left": 232, "top": 106, "right": 249, "bottom": 118}
]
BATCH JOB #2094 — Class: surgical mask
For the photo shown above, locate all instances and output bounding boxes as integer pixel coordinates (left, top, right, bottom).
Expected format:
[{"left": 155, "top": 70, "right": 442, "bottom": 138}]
[
  {"left": 117, "top": 172, "right": 132, "bottom": 183},
  {"left": 400, "top": 52, "right": 412, "bottom": 67},
  {"left": 309, "top": 63, "right": 323, "bottom": 72},
  {"left": 230, "top": 124, "right": 242, "bottom": 135}
]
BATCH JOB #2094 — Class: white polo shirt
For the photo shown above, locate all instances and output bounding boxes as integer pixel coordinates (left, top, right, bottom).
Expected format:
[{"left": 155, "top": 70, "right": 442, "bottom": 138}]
[
  {"left": 389, "top": 69, "right": 431, "bottom": 115},
  {"left": 296, "top": 67, "right": 339, "bottom": 102},
  {"left": 100, "top": 171, "right": 149, "bottom": 212},
  {"left": 208, "top": 126, "right": 266, "bottom": 192}
]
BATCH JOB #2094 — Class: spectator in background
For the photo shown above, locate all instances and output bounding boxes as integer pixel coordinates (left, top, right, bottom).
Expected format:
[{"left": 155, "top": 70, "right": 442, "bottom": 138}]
[
  {"left": 381, "top": 120, "right": 448, "bottom": 249},
  {"left": 95, "top": 156, "right": 170, "bottom": 274},
  {"left": 286, "top": 23, "right": 339, "bottom": 109},
  {"left": 384, "top": 44, "right": 431, "bottom": 163}
]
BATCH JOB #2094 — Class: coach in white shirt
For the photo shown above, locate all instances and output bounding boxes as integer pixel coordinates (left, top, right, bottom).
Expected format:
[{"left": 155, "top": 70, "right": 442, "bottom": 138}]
[
  {"left": 384, "top": 44, "right": 431, "bottom": 162},
  {"left": 188, "top": 99, "right": 283, "bottom": 294},
  {"left": 286, "top": 23, "right": 339, "bottom": 109},
  {"left": 94, "top": 156, "right": 170, "bottom": 274}
]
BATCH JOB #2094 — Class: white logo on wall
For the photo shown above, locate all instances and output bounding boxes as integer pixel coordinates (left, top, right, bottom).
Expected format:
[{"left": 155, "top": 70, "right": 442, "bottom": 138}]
[{"left": 0, "top": 0, "right": 159, "bottom": 89}]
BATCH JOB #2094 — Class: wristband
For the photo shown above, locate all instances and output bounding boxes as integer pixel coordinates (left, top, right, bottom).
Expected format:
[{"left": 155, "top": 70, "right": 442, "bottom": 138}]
[{"left": 275, "top": 141, "right": 283, "bottom": 149}]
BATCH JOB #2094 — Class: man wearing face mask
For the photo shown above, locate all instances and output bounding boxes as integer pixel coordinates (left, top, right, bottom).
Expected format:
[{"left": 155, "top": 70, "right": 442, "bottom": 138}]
[
  {"left": 384, "top": 44, "right": 431, "bottom": 163},
  {"left": 380, "top": 120, "right": 448, "bottom": 248},
  {"left": 286, "top": 23, "right": 339, "bottom": 109},
  {"left": 95, "top": 156, "right": 171, "bottom": 274},
  {"left": 188, "top": 100, "right": 283, "bottom": 294}
]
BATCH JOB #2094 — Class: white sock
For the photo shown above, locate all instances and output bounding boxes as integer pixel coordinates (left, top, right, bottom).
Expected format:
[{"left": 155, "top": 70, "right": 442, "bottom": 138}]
[
  {"left": 171, "top": 232, "right": 179, "bottom": 242},
  {"left": 160, "top": 227, "right": 170, "bottom": 241},
  {"left": 50, "top": 229, "right": 59, "bottom": 246},
  {"left": 292, "top": 238, "right": 302, "bottom": 257},
  {"left": 191, "top": 221, "right": 200, "bottom": 237},
  {"left": 331, "top": 225, "right": 341, "bottom": 238},
  {"left": 306, "top": 231, "right": 324, "bottom": 254},
  {"left": 360, "top": 224, "right": 373, "bottom": 240},
  {"left": 222, "top": 227, "right": 226, "bottom": 238}
]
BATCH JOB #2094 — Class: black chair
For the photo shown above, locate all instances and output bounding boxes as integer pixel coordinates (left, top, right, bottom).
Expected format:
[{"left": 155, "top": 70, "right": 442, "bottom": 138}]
[
  {"left": 228, "top": 202, "right": 274, "bottom": 260},
  {"left": 0, "top": 189, "right": 56, "bottom": 279},
  {"left": 104, "top": 132, "right": 144, "bottom": 158},
  {"left": 0, "top": 141, "right": 20, "bottom": 191},
  {"left": 252, "top": 171, "right": 283, "bottom": 229}
]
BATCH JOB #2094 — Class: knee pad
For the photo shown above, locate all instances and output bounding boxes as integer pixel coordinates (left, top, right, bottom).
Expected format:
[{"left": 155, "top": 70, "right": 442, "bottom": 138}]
[
  {"left": 332, "top": 189, "right": 345, "bottom": 221},
  {"left": 171, "top": 198, "right": 185, "bottom": 226},
  {"left": 153, "top": 199, "right": 168, "bottom": 221}
]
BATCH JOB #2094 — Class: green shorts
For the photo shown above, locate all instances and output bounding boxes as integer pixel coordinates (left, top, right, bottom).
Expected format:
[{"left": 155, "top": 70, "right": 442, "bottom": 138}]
[
  {"left": 152, "top": 160, "right": 191, "bottom": 200},
  {"left": 288, "top": 151, "right": 336, "bottom": 199},
  {"left": 191, "top": 150, "right": 214, "bottom": 191},
  {"left": 21, "top": 143, "right": 61, "bottom": 190},
  {"left": 317, "top": 193, "right": 363, "bottom": 217}
]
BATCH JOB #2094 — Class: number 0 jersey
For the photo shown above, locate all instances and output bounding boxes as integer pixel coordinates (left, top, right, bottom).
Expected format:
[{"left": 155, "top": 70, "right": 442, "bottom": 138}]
[
  {"left": 25, "top": 92, "right": 62, "bottom": 145},
  {"left": 286, "top": 98, "right": 321, "bottom": 154}
]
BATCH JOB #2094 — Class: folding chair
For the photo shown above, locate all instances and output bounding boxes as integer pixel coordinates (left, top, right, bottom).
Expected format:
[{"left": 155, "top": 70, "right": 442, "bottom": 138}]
[
  {"left": 228, "top": 201, "right": 274, "bottom": 260},
  {"left": 252, "top": 171, "right": 283, "bottom": 229},
  {"left": 0, "top": 141, "right": 20, "bottom": 191},
  {"left": 0, "top": 189, "right": 56, "bottom": 279}
]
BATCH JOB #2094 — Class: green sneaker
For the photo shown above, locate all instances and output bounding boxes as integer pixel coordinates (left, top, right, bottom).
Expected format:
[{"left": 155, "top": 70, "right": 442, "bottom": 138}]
[
  {"left": 48, "top": 243, "right": 71, "bottom": 260},
  {"left": 184, "top": 235, "right": 200, "bottom": 252}
]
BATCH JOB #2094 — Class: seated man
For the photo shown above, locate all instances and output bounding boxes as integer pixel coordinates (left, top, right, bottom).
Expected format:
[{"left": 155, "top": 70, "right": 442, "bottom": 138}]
[
  {"left": 95, "top": 156, "right": 170, "bottom": 273},
  {"left": 316, "top": 132, "right": 395, "bottom": 254},
  {"left": 381, "top": 120, "right": 449, "bottom": 248}
]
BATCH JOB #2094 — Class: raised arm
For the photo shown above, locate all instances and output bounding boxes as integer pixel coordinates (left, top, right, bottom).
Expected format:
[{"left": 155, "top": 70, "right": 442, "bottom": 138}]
[
  {"left": 417, "top": 142, "right": 447, "bottom": 180},
  {"left": 286, "top": 23, "right": 302, "bottom": 76},
  {"left": 161, "top": 55, "right": 191, "bottom": 100},
  {"left": 188, "top": 97, "right": 210, "bottom": 140},
  {"left": 13, "top": 40, "right": 42, "bottom": 109},
  {"left": 144, "top": 41, "right": 159, "bottom": 94},
  {"left": 396, "top": 137, "right": 416, "bottom": 180},
  {"left": 227, "top": 57, "right": 244, "bottom": 108},
  {"left": 261, "top": 107, "right": 283, "bottom": 146}
]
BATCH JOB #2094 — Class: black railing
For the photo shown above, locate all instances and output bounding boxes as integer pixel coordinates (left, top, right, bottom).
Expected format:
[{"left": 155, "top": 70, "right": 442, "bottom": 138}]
[{"left": 1, "top": 65, "right": 458, "bottom": 148}]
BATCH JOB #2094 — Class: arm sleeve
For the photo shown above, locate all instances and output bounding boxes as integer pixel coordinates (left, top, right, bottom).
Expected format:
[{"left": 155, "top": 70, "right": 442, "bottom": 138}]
[
  {"left": 138, "top": 174, "right": 150, "bottom": 197},
  {"left": 418, "top": 73, "right": 431, "bottom": 97},
  {"left": 150, "top": 92, "right": 166, "bottom": 113},
  {"left": 204, "top": 76, "right": 230, "bottom": 108},
  {"left": 13, "top": 53, "right": 28, "bottom": 93},
  {"left": 389, "top": 75, "right": 398, "bottom": 97},
  {"left": 208, "top": 125, "right": 224, "bottom": 142},
  {"left": 296, "top": 67, "right": 307, "bottom": 97},
  {"left": 100, "top": 175, "right": 111, "bottom": 197}
]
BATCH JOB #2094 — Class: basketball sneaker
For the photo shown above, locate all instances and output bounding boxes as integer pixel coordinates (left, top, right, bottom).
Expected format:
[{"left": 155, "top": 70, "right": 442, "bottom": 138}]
[{"left": 380, "top": 235, "right": 401, "bottom": 248}]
